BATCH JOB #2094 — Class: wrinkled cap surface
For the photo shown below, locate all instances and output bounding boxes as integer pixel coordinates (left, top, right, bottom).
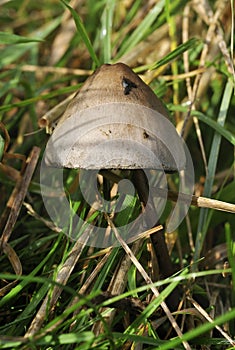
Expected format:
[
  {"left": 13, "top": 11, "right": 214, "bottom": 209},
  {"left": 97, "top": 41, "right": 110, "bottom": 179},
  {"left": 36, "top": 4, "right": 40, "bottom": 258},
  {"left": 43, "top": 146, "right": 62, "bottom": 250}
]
[{"left": 45, "top": 63, "right": 186, "bottom": 172}]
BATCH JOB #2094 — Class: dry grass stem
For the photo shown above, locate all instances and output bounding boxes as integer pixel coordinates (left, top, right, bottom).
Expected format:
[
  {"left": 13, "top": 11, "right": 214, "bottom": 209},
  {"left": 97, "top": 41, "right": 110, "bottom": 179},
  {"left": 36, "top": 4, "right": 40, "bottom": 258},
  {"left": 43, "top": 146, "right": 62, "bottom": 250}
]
[{"left": 105, "top": 215, "right": 191, "bottom": 350}]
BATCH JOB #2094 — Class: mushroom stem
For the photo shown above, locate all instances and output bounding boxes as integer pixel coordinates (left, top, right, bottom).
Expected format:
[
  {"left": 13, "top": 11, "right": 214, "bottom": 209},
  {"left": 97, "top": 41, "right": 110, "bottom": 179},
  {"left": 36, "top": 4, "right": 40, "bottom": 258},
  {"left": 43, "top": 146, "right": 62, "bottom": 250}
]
[{"left": 131, "top": 169, "right": 180, "bottom": 310}]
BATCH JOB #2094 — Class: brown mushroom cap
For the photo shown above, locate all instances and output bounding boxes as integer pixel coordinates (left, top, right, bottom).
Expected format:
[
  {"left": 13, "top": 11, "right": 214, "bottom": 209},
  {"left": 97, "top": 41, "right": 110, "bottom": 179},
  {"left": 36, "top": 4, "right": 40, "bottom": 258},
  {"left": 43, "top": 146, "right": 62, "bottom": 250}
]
[
  {"left": 45, "top": 63, "right": 186, "bottom": 172},
  {"left": 58, "top": 63, "right": 169, "bottom": 123}
]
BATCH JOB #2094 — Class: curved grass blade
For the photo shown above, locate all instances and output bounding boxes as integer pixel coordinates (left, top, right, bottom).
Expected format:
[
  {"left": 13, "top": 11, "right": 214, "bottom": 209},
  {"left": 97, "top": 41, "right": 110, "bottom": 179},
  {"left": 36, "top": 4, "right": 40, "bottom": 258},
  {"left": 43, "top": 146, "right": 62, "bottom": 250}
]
[
  {"left": 150, "top": 37, "right": 200, "bottom": 70},
  {"left": 60, "top": 0, "right": 100, "bottom": 67},
  {"left": 135, "top": 38, "right": 200, "bottom": 73},
  {"left": 193, "top": 110, "right": 235, "bottom": 146}
]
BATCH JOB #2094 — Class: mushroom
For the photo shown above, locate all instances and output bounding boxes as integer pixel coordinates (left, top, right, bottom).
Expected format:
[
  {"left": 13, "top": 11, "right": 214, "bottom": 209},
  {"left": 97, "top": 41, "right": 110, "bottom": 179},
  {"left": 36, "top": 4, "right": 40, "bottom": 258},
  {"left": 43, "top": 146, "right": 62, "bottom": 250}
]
[{"left": 43, "top": 63, "right": 189, "bottom": 309}]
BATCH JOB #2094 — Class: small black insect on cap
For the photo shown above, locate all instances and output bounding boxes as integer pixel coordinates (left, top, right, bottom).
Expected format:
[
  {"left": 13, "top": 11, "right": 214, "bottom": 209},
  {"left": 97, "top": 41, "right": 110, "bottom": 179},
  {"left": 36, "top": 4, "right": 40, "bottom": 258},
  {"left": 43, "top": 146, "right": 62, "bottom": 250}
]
[{"left": 122, "top": 77, "right": 137, "bottom": 95}]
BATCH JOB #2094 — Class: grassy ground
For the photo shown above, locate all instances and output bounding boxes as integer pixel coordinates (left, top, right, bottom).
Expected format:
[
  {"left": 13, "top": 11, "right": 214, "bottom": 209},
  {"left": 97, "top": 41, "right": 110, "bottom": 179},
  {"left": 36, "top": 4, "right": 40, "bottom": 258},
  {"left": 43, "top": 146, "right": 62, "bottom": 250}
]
[{"left": 0, "top": 0, "right": 235, "bottom": 349}]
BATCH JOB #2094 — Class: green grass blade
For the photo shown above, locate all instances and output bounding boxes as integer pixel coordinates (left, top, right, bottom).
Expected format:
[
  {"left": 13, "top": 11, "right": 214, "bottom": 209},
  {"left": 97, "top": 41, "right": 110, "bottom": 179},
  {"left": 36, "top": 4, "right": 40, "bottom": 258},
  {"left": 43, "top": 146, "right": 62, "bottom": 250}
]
[
  {"left": 116, "top": 0, "right": 165, "bottom": 59},
  {"left": 0, "top": 32, "right": 43, "bottom": 44},
  {"left": 225, "top": 223, "right": 235, "bottom": 290},
  {"left": 60, "top": 0, "right": 100, "bottom": 67},
  {"left": 193, "top": 78, "right": 234, "bottom": 267},
  {"left": 113, "top": 333, "right": 166, "bottom": 347},
  {"left": 193, "top": 110, "right": 235, "bottom": 146},
  {"left": 0, "top": 17, "right": 61, "bottom": 68},
  {"left": 100, "top": 0, "right": 116, "bottom": 63},
  {"left": 158, "top": 307, "right": 235, "bottom": 350},
  {"left": 4, "top": 282, "right": 49, "bottom": 335},
  {"left": 134, "top": 38, "right": 200, "bottom": 73},
  {"left": 123, "top": 268, "right": 188, "bottom": 338},
  {"left": 0, "top": 83, "right": 82, "bottom": 112},
  {"left": 170, "top": 105, "right": 235, "bottom": 146},
  {"left": 92, "top": 248, "right": 120, "bottom": 290},
  {"left": 0, "top": 233, "right": 63, "bottom": 308},
  {"left": 149, "top": 37, "right": 199, "bottom": 70}
]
